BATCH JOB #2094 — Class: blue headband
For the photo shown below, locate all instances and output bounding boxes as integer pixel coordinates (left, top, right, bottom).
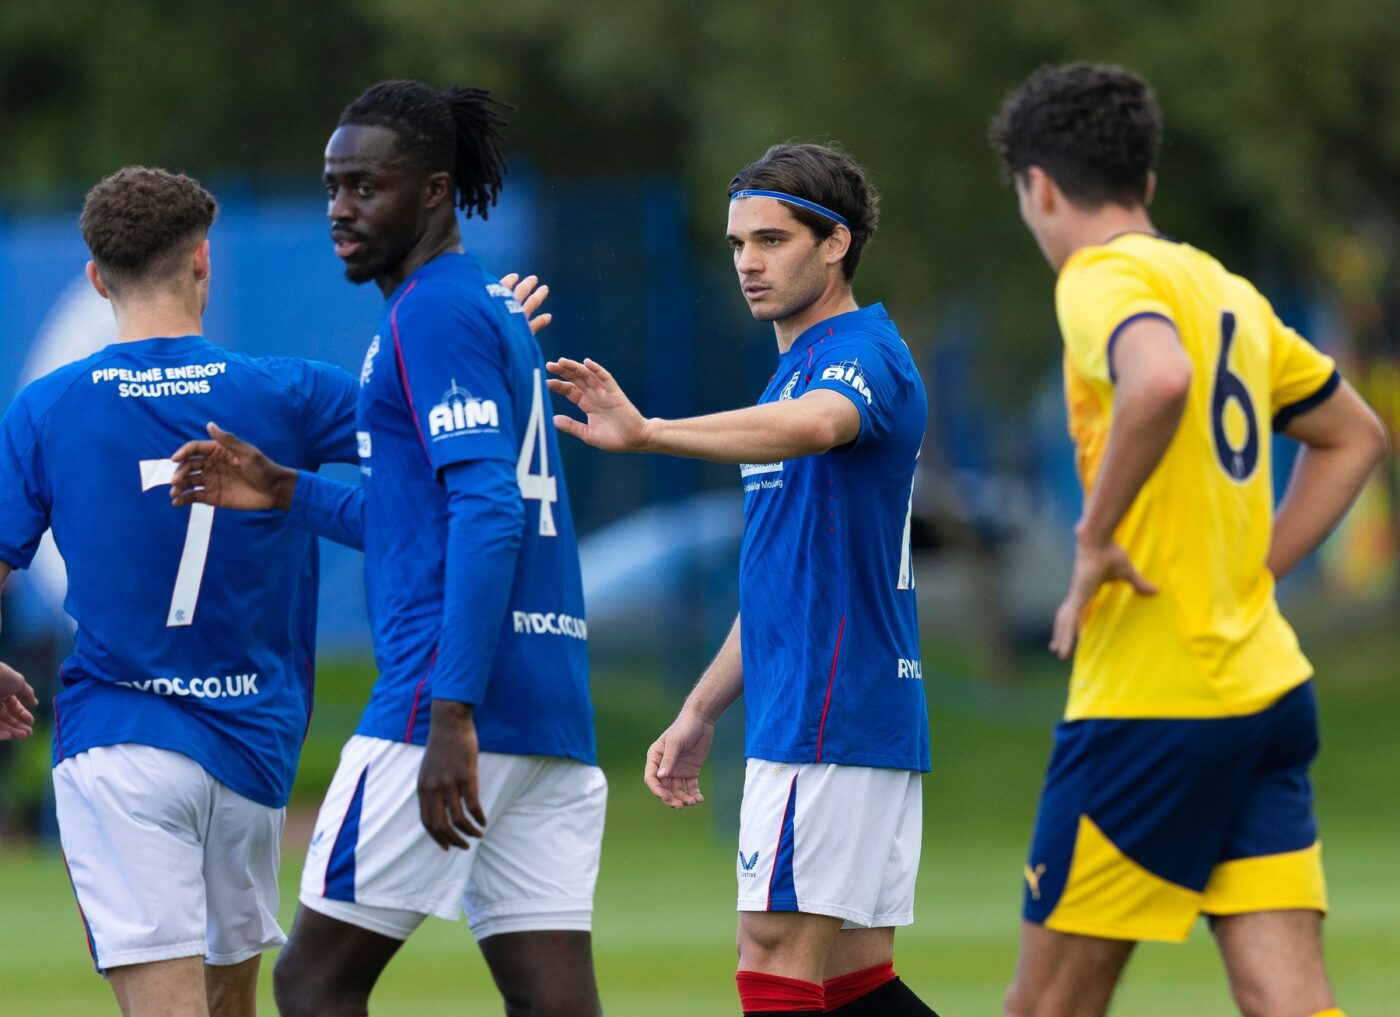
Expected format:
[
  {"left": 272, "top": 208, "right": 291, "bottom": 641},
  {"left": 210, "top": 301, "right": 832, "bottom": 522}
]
[{"left": 729, "top": 189, "right": 851, "bottom": 229}]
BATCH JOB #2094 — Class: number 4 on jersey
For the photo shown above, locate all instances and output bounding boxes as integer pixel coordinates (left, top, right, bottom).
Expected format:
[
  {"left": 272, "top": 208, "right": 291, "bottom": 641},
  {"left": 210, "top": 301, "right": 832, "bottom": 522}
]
[
  {"left": 517, "top": 368, "right": 559, "bottom": 536},
  {"left": 139, "top": 458, "right": 214, "bottom": 627}
]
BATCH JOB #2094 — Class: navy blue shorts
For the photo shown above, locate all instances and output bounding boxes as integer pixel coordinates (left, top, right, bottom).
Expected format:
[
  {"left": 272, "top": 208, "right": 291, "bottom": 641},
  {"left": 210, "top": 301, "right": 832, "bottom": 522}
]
[{"left": 1022, "top": 680, "right": 1327, "bottom": 942}]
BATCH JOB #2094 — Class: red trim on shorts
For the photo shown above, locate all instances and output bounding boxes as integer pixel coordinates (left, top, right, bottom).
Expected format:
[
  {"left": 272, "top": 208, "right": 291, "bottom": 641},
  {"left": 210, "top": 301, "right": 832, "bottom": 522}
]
[
  {"left": 60, "top": 849, "right": 99, "bottom": 969},
  {"left": 823, "top": 961, "right": 897, "bottom": 1010},
  {"left": 814, "top": 615, "right": 846, "bottom": 762},
  {"left": 404, "top": 648, "right": 438, "bottom": 742},
  {"left": 389, "top": 279, "right": 431, "bottom": 462}
]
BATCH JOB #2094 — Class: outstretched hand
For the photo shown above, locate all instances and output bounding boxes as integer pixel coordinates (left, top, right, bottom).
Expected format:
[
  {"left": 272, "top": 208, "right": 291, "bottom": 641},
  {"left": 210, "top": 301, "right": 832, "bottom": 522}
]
[
  {"left": 0, "top": 661, "right": 37, "bottom": 741},
  {"left": 500, "top": 272, "right": 552, "bottom": 336},
  {"left": 169, "top": 423, "right": 298, "bottom": 512},
  {"left": 1049, "top": 533, "right": 1157, "bottom": 660},
  {"left": 546, "top": 358, "right": 653, "bottom": 453},
  {"left": 644, "top": 708, "right": 715, "bottom": 810}
]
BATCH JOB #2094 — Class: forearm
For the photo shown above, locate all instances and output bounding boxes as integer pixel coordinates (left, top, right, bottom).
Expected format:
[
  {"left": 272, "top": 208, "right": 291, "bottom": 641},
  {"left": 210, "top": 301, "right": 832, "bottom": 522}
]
[
  {"left": 288, "top": 471, "right": 365, "bottom": 550},
  {"left": 1080, "top": 387, "right": 1187, "bottom": 545},
  {"left": 645, "top": 402, "right": 842, "bottom": 464},
  {"left": 1268, "top": 443, "right": 1382, "bottom": 578},
  {"left": 682, "top": 616, "right": 745, "bottom": 722},
  {"left": 430, "top": 459, "right": 524, "bottom": 704}
]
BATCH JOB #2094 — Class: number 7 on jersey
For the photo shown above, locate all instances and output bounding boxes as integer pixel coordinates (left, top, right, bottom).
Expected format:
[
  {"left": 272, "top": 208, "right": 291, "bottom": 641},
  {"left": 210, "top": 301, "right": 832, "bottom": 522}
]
[{"left": 140, "top": 458, "right": 214, "bottom": 627}]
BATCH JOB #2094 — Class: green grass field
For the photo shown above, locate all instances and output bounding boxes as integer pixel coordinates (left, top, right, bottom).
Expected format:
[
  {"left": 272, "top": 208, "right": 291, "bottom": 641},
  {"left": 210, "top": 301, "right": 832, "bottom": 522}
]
[{"left": 4, "top": 623, "right": 1398, "bottom": 1015}]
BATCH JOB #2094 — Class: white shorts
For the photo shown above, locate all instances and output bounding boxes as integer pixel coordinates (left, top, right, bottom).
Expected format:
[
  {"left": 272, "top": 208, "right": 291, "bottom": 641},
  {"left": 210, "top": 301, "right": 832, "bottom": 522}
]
[
  {"left": 736, "top": 758, "right": 922, "bottom": 928},
  {"left": 299, "top": 735, "right": 607, "bottom": 941},
  {"left": 53, "top": 744, "right": 285, "bottom": 972}
]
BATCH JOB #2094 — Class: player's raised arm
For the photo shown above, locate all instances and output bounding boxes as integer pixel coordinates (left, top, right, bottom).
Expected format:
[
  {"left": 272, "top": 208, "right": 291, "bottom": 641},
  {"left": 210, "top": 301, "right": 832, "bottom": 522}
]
[
  {"left": 645, "top": 615, "right": 744, "bottom": 810},
  {"left": 1049, "top": 315, "right": 1190, "bottom": 659},
  {"left": 1269, "top": 381, "right": 1389, "bottom": 579},
  {"left": 171, "top": 422, "right": 366, "bottom": 550},
  {"left": 547, "top": 357, "right": 859, "bottom": 462},
  {"left": 171, "top": 423, "right": 298, "bottom": 511}
]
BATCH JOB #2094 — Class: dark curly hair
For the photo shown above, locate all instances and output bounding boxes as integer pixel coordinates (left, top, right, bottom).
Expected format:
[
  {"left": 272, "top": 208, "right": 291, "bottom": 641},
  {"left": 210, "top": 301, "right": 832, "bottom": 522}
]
[
  {"left": 728, "top": 143, "right": 881, "bottom": 281},
  {"left": 989, "top": 64, "right": 1162, "bottom": 208},
  {"left": 339, "top": 80, "right": 512, "bottom": 220},
  {"left": 79, "top": 167, "right": 217, "bottom": 292}
]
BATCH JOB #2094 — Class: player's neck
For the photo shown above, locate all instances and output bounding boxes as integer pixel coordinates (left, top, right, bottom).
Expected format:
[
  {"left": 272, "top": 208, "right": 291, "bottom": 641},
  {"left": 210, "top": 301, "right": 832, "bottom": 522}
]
[
  {"left": 772, "top": 281, "right": 858, "bottom": 354},
  {"left": 1058, "top": 205, "right": 1158, "bottom": 269},
  {"left": 111, "top": 292, "right": 204, "bottom": 344},
  {"left": 376, "top": 219, "right": 463, "bottom": 297}
]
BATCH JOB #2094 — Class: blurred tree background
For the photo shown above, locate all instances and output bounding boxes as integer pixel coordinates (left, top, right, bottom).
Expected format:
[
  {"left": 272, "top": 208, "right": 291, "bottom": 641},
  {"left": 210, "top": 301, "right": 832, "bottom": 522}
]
[{"left": 5, "top": 0, "right": 1400, "bottom": 393}]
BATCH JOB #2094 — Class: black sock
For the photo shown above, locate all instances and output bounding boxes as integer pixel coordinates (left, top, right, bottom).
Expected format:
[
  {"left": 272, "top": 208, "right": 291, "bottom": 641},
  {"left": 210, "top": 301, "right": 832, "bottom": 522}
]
[{"left": 823, "top": 976, "right": 940, "bottom": 1016}]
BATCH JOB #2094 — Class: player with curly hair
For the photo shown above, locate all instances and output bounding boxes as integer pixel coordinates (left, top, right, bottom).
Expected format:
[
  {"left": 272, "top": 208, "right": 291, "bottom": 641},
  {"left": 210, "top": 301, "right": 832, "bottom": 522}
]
[{"left": 990, "top": 63, "right": 1388, "bottom": 1017}]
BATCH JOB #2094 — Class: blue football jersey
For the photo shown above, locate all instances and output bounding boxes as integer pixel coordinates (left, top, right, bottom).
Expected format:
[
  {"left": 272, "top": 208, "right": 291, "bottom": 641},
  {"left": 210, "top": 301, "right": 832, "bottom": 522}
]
[
  {"left": 739, "top": 304, "right": 930, "bottom": 771},
  {"left": 352, "top": 252, "right": 595, "bottom": 763},
  {"left": 0, "top": 336, "right": 358, "bottom": 807}
]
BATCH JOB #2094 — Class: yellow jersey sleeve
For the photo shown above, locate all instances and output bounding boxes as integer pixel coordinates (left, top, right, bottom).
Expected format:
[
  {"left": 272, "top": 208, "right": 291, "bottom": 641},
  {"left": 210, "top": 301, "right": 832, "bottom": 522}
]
[
  {"left": 1055, "top": 248, "right": 1177, "bottom": 386},
  {"left": 1269, "top": 315, "right": 1340, "bottom": 431}
]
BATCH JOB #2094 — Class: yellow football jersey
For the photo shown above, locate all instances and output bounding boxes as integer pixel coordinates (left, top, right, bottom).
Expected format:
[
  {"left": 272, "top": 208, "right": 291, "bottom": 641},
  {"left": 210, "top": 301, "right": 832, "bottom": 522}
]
[{"left": 1056, "top": 232, "right": 1339, "bottom": 720}]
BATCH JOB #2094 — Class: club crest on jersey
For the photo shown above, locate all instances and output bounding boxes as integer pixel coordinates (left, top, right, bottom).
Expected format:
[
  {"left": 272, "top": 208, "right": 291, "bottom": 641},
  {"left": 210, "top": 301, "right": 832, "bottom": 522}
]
[
  {"left": 778, "top": 371, "right": 801, "bottom": 401},
  {"left": 429, "top": 379, "right": 499, "bottom": 438},
  {"left": 360, "top": 335, "right": 380, "bottom": 387},
  {"left": 820, "top": 359, "right": 873, "bottom": 404}
]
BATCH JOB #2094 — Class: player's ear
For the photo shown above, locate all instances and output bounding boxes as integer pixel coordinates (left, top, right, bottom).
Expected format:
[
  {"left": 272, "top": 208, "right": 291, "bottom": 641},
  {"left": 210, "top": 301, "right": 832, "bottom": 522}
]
[
  {"left": 823, "top": 225, "right": 852, "bottom": 268},
  {"left": 191, "top": 237, "right": 212, "bottom": 283},
  {"left": 85, "top": 261, "right": 112, "bottom": 301},
  {"left": 1143, "top": 170, "right": 1158, "bottom": 207},
  {"left": 1027, "top": 166, "right": 1057, "bottom": 215},
  {"left": 423, "top": 170, "right": 454, "bottom": 211}
]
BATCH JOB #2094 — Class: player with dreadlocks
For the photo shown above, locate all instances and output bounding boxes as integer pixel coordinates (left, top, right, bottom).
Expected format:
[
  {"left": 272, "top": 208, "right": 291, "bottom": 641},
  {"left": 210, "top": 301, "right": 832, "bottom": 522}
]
[{"left": 170, "top": 80, "right": 603, "bottom": 1016}]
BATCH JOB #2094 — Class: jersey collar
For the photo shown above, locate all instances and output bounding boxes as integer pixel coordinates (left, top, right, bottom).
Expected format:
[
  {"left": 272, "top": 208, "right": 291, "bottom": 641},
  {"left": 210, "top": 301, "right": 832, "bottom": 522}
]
[{"left": 783, "top": 303, "right": 888, "bottom": 360}]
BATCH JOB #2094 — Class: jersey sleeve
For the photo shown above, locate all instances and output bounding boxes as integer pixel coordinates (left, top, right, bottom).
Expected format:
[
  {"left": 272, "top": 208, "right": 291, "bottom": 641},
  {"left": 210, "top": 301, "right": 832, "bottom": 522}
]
[
  {"left": 1268, "top": 314, "right": 1340, "bottom": 432},
  {"left": 804, "top": 335, "right": 914, "bottom": 449},
  {"left": 295, "top": 360, "right": 360, "bottom": 465},
  {"left": 393, "top": 296, "right": 518, "bottom": 473},
  {"left": 0, "top": 394, "right": 50, "bottom": 570},
  {"left": 1055, "top": 250, "right": 1176, "bottom": 386}
]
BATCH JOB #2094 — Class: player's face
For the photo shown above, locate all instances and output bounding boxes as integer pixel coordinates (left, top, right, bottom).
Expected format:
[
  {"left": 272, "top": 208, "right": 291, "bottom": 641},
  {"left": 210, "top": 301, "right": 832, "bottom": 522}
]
[
  {"left": 324, "top": 125, "right": 431, "bottom": 284},
  {"left": 726, "top": 197, "right": 831, "bottom": 324}
]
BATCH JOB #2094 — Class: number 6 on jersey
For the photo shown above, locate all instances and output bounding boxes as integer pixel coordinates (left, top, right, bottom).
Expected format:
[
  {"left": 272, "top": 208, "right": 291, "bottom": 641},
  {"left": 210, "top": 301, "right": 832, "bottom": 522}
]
[{"left": 140, "top": 458, "right": 214, "bottom": 627}]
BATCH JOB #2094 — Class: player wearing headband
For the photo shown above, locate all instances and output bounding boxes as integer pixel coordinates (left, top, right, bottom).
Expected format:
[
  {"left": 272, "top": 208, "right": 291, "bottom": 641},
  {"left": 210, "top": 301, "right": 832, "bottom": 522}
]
[{"left": 548, "top": 144, "right": 939, "bottom": 1017}]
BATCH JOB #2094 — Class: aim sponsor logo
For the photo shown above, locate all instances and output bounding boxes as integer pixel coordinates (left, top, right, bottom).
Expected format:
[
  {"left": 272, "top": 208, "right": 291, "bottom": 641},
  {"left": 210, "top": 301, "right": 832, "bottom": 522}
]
[
  {"left": 115, "top": 673, "right": 260, "bottom": 699},
  {"left": 820, "top": 359, "right": 872, "bottom": 404},
  {"left": 429, "top": 379, "right": 499, "bottom": 439}
]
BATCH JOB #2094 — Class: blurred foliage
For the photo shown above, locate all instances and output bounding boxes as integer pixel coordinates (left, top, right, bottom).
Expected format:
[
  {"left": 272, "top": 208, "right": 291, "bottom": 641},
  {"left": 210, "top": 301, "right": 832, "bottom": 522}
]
[{"left": 4, "top": 0, "right": 1400, "bottom": 397}]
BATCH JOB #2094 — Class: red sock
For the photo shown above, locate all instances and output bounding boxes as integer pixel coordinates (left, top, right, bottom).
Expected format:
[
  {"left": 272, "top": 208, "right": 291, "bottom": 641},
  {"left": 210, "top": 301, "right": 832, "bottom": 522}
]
[
  {"left": 736, "top": 970, "right": 826, "bottom": 1013},
  {"left": 823, "top": 961, "right": 898, "bottom": 1010}
]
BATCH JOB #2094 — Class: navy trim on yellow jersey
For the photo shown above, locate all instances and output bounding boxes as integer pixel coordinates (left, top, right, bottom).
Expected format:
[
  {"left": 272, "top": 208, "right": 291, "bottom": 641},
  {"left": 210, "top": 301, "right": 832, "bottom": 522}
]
[
  {"left": 1105, "top": 311, "right": 1176, "bottom": 384},
  {"left": 1272, "top": 369, "right": 1341, "bottom": 432}
]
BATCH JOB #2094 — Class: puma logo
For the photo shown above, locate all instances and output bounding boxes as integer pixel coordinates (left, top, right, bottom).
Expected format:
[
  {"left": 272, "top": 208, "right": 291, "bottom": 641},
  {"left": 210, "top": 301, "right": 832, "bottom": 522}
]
[{"left": 1024, "top": 863, "right": 1047, "bottom": 900}]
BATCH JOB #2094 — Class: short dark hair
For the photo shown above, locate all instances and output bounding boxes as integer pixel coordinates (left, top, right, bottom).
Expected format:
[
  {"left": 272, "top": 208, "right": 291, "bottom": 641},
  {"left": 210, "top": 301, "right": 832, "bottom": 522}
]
[
  {"left": 339, "top": 80, "right": 513, "bottom": 220},
  {"left": 79, "top": 167, "right": 217, "bottom": 292},
  {"left": 990, "top": 64, "right": 1162, "bottom": 208},
  {"left": 728, "top": 143, "right": 880, "bottom": 281}
]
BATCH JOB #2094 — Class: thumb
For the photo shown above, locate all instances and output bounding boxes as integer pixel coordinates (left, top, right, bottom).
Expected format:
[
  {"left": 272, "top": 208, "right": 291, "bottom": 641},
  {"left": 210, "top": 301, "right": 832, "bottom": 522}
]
[
  {"left": 1125, "top": 565, "right": 1157, "bottom": 596},
  {"left": 656, "top": 734, "right": 682, "bottom": 779}
]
